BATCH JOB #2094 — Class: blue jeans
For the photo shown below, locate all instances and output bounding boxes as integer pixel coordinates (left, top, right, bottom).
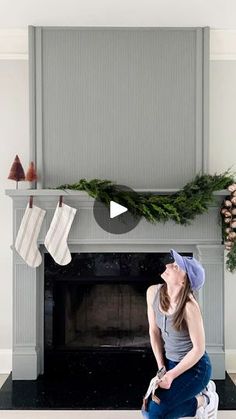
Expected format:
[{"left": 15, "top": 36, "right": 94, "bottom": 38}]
[{"left": 142, "top": 352, "right": 212, "bottom": 419}]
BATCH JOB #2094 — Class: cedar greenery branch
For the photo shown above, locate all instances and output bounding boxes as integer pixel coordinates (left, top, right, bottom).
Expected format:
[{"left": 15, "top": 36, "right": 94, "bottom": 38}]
[{"left": 57, "top": 171, "right": 236, "bottom": 272}]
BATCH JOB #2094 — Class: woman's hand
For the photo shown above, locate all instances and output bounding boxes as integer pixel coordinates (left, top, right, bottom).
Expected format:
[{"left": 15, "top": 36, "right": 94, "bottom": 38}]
[{"left": 158, "top": 371, "right": 174, "bottom": 389}]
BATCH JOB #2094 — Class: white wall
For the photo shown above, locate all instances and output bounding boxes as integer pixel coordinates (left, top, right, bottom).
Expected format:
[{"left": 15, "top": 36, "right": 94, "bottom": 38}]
[
  {"left": 1, "top": 29, "right": 236, "bottom": 373},
  {"left": 0, "top": 59, "right": 29, "bottom": 372},
  {"left": 209, "top": 55, "right": 236, "bottom": 372},
  {"left": 209, "top": 61, "right": 236, "bottom": 174}
]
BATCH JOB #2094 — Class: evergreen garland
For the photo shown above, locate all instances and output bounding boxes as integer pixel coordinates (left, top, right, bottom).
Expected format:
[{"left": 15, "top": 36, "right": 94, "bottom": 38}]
[{"left": 57, "top": 171, "right": 236, "bottom": 271}]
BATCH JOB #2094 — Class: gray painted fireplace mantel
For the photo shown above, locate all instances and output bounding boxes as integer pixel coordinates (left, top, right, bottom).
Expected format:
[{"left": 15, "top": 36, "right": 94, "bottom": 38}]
[{"left": 6, "top": 189, "right": 226, "bottom": 380}]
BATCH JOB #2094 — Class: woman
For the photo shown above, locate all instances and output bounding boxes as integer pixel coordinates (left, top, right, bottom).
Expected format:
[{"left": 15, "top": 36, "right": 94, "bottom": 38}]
[{"left": 142, "top": 249, "right": 219, "bottom": 419}]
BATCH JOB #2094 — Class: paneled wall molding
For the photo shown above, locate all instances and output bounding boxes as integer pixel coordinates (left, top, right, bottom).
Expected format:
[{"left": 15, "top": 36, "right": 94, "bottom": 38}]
[
  {"left": 12, "top": 260, "right": 40, "bottom": 380},
  {"left": 0, "top": 29, "right": 28, "bottom": 60},
  {"left": 210, "top": 29, "right": 236, "bottom": 60}
]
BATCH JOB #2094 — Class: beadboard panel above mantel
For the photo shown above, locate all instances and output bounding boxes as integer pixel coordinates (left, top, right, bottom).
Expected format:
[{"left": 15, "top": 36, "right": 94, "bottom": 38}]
[{"left": 29, "top": 26, "right": 209, "bottom": 189}]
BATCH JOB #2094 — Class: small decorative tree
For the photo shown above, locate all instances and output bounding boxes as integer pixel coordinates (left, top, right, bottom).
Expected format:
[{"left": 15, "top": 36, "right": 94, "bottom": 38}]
[
  {"left": 8, "top": 155, "right": 25, "bottom": 189},
  {"left": 25, "top": 161, "right": 37, "bottom": 185}
]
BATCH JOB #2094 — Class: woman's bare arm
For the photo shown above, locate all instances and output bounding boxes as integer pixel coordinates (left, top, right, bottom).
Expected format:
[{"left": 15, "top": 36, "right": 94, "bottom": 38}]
[{"left": 146, "top": 285, "right": 165, "bottom": 369}]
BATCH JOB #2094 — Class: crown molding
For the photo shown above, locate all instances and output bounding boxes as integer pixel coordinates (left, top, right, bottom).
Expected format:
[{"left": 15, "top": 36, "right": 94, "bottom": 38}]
[
  {"left": 1, "top": 28, "right": 236, "bottom": 61},
  {"left": 0, "top": 28, "right": 28, "bottom": 60}
]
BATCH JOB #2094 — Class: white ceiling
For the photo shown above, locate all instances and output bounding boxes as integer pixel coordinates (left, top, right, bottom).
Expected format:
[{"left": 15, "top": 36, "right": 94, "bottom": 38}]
[{"left": 0, "top": 0, "right": 236, "bottom": 29}]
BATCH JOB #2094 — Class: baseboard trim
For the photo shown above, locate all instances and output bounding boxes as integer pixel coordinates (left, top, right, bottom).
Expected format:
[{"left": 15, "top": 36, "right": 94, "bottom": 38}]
[
  {"left": 0, "top": 349, "right": 12, "bottom": 374},
  {"left": 226, "top": 349, "right": 236, "bottom": 373}
]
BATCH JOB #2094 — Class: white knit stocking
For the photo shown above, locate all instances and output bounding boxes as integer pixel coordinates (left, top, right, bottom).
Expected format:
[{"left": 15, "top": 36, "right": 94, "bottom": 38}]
[
  {"left": 15, "top": 203, "right": 46, "bottom": 267},
  {"left": 44, "top": 202, "right": 77, "bottom": 265}
]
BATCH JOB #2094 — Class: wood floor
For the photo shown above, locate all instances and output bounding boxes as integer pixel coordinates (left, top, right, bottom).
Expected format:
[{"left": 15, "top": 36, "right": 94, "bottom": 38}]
[{"left": 0, "top": 410, "right": 236, "bottom": 418}]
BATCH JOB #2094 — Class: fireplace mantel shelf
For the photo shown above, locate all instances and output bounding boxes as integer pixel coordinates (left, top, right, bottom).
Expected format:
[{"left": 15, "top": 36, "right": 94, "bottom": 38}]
[{"left": 5, "top": 188, "right": 228, "bottom": 197}]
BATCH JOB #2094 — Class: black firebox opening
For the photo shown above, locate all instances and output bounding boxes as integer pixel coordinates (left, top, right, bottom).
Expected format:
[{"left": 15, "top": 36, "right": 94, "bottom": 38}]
[
  {"left": 43, "top": 252, "right": 183, "bottom": 408},
  {"left": 44, "top": 253, "right": 167, "bottom": 353}
]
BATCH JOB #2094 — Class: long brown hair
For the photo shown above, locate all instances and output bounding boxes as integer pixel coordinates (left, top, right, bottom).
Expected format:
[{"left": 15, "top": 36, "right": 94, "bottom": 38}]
[{"left": 159, "top": 275, "right": 195, "bottom": 331}]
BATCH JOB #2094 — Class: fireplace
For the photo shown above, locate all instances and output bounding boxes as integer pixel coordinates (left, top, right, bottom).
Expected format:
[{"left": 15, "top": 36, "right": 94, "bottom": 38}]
[{"left": 6, "top": 190, "right": 226, "bottom": 381}]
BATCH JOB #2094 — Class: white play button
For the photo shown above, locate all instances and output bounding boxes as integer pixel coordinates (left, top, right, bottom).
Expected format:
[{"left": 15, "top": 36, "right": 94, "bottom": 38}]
[
  {"left": 110, "top": 201, "right": 128, "bottom": 219},
  {"left": 93, "top": 184, "right": 141, "bottom": 234}
]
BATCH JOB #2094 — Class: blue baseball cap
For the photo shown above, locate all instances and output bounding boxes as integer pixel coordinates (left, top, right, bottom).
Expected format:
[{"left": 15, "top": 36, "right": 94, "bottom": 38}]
[{"left": 170, "top": 249, "right": 205, "bottom": 291}]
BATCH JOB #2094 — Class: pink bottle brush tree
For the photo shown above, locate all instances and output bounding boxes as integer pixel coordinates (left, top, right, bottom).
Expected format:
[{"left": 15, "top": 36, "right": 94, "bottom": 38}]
[
  {"left": 8, "top": 155, "right": 25, "bottom": 189},
  {"left": 25, "top": 161, "right": 38, "bottom": 185}
]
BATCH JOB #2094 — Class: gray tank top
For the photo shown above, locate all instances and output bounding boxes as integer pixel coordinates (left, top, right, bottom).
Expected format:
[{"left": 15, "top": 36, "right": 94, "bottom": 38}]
[{"left": 152, "top": 285, "right": 193, "bottom": 362}]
